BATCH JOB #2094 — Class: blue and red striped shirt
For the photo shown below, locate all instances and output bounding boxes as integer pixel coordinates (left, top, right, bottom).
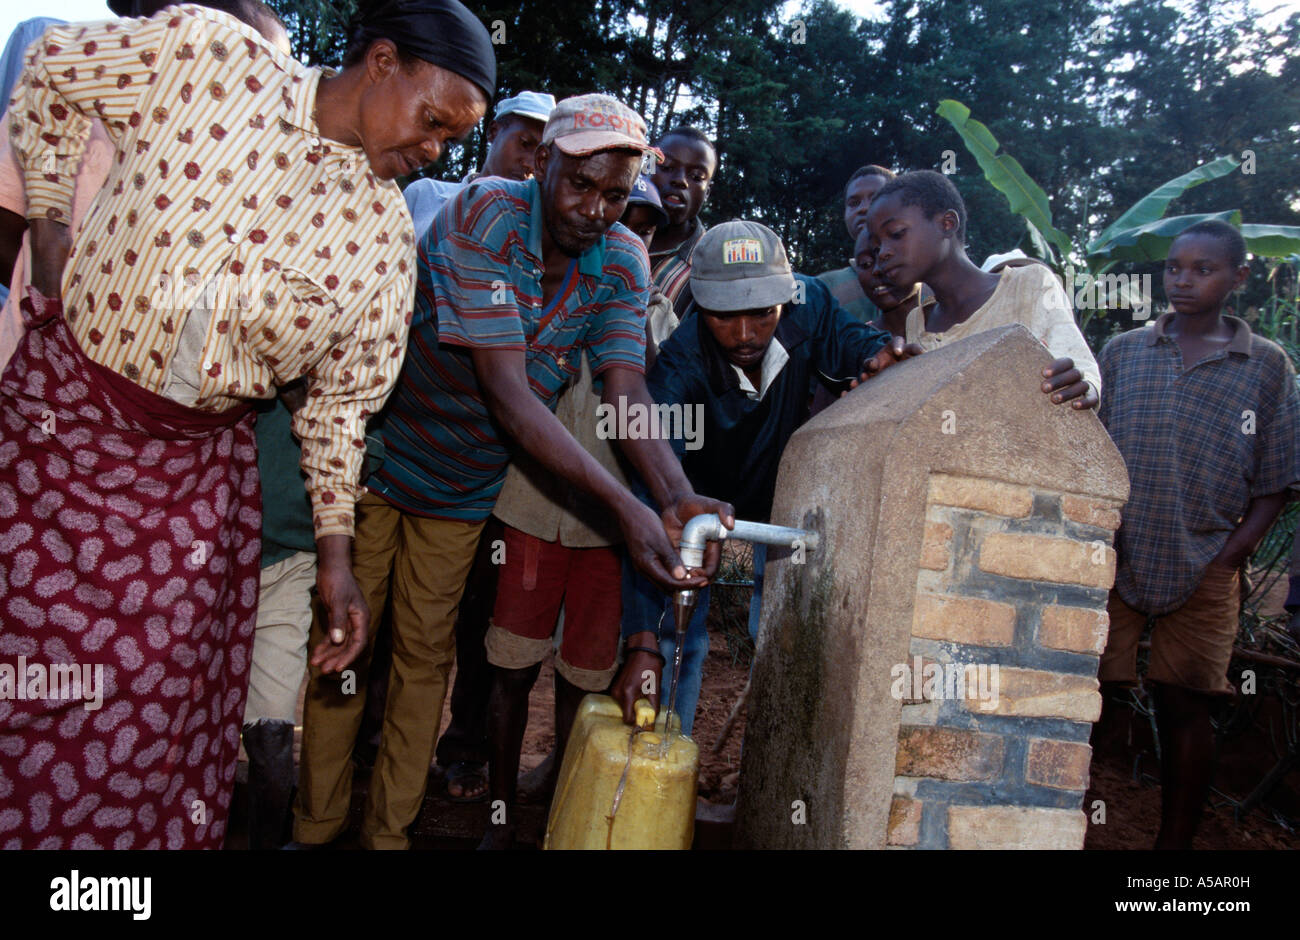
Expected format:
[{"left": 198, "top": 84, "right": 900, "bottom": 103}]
[{"left": 369, "top": 177, "right": 649, "bottom": 521}]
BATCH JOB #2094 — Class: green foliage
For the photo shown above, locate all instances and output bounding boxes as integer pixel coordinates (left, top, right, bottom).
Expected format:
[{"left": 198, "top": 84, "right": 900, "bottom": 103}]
[
  {"left": 935, "top": 100, "right": 1073, "bottom": 261},
  {"left": 264, "top": 0, "right": 355, "bottom": 65},
  {"left": 940, "top": 94, "right": 1300, "bottom": 336},
  {"left": 1247, "top": 265, "right": 1300, "bottom": 359},
  {"left": 262, "top": 0, "right": 1300, "bottom": 288},
  {"left": 1242, "top": 271, "right": 1300, "bottom": 677},
  {"left": 1087, "top": 157, "right": 1241, "bottom": 256},
  {"left": 1240, "top": 226, "right": 1300, "bottom": 261},
  {"left": 1092, "top": 210, "right": 1243, "bottom": 264}
]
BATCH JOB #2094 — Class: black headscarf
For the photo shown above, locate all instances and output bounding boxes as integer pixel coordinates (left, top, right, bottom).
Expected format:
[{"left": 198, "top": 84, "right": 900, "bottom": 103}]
[{"left": 348, "top": 0, "right": 496, "bottom": 101}]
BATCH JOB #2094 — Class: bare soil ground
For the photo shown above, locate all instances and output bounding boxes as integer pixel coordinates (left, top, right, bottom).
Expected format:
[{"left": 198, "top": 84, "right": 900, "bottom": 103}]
[
  {"left": 1085, "top": 691, "right": 1299, "bottom": 850},
  {"left": 227, "top": 560, "right": 1299, "bottom": 850}
]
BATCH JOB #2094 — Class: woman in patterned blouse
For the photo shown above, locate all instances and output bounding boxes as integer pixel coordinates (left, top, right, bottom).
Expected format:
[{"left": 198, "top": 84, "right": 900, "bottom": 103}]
[{"left": 0, "top": 0, "right": 494, "bottom": 849}]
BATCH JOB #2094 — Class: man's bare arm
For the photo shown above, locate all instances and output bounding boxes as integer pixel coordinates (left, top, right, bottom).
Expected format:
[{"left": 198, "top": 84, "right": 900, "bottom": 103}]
[
  {"left": 26, "top": 218, "right": 70, "bottom": 300},
  {"left": 1214, "top": 491, "right": 1291, "bottom": 569},
  {"left": 470, "top": 345, "right": 708, "bottom": 590},
  {"left": 310, "top": 534, "right": 369, "bottom": 674},
  {"left": 600, "top": 365, "right": 733, "bottom": 572}
]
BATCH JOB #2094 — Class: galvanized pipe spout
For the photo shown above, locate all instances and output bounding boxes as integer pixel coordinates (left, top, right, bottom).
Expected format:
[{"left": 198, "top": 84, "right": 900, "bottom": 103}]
[
  {"left": 661, "top": 514, "right": 820, "bottom": 734},
  {"left": 677, "top": 514, "right": 819, "bottom": 571}
]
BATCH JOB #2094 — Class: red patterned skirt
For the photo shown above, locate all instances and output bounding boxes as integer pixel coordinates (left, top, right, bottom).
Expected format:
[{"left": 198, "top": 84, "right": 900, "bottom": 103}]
[{"left": 0, "top": 295, "right": 261, "bottom": 849}]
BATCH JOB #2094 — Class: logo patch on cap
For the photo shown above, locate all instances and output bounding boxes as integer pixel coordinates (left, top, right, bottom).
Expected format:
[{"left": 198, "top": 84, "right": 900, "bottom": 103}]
[{"left": 723, "top": 238, "right": 763, "bottom": 264}]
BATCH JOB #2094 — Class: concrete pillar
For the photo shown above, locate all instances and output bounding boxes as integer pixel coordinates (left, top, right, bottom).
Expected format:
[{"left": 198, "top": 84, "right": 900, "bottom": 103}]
[{"left": 735, "top": 324, "right": 1129, "bottom": 849}]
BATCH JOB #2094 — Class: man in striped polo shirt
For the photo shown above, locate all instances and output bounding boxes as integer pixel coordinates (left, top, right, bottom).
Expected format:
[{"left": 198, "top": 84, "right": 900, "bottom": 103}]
[{"left": 294, "top": 94, "right": 732, "bottom": 850}]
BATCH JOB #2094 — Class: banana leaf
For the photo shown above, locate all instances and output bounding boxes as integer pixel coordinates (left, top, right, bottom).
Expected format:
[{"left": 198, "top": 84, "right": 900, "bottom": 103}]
[
  {"left": 936, "top": 99, "right": 1073, "bottom": 259},
  {"left": 1240, "top": 225, "right": 1300, "bottom": 259},
  {"left": 1088, "top": 156, "right": 1240, "bottom": 254},
  {"left": 1022, "top": 217, "right": 1059, "bottom": 266},
  {"left": 1087, "top": 210, "right": 1241, "bottom": 264}
]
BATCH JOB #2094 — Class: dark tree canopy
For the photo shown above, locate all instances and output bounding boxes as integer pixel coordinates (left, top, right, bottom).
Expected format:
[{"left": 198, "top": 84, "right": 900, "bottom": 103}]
[{"left": 266, "top": 0, "right": 1300, "bottom": 281}]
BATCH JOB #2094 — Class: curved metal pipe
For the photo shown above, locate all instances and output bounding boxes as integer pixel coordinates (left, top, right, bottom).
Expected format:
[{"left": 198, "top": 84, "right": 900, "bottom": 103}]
[
  {"left": 678, "top": 514, "right": 819, "bottom": 570},
  {"left": 662, "top": 514, "right": 821, "bottom": 732}
]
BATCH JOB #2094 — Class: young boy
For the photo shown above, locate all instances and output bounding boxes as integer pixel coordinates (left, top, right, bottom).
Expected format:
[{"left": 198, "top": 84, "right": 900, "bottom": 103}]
[
  {"left": 623, "top": 175, "right": 669, "bottom": 246},
  {"left": 816, "top": 164, "right": 896, "bottom": 323},
  {"left": 648, "top": 126, "right": 718, "bottom": 316},
  {"left": 864, "top": 170, "right": 1099, "bottom": 407},
  {"left": 852, "top": 225, "right": 935, "bottom": 338},
  {"left": 808, "top": 223, "right": 938, "bottom": 417},
  {"left": 1096, "top": 219, "right": 1299, "bottom": 849}
]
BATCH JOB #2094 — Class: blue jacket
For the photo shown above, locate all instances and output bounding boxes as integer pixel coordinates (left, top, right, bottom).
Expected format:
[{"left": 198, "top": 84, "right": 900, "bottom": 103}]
[{"left": 647, "top": 274, "right": 890, "bottom": 520}]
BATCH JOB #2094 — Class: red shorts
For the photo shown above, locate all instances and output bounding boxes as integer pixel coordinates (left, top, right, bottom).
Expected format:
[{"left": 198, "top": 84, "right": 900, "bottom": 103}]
[{"left": 485, "top": 524, "right": 622, "bottom": 690}]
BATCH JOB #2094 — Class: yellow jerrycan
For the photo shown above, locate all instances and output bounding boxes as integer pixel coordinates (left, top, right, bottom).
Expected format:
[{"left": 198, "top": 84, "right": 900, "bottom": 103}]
[{"left": 543, "top": 694, "right": 698, "bottom": 850}]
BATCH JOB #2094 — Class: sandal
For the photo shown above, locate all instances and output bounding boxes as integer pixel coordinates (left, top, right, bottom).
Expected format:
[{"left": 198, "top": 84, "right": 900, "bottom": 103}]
[{"left": 444, "top": 760, "right": 489, "bottom": 803}]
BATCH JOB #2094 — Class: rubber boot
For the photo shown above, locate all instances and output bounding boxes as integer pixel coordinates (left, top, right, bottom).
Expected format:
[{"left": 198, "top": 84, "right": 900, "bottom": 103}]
[{"left": 243, "top": 719, "right": 296, "bottom": 850}]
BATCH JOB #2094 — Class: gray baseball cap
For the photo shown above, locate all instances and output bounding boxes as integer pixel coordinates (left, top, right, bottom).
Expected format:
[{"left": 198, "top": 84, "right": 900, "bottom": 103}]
[{"left": 689, "top": 220, "right": 796, "bottom": 312}]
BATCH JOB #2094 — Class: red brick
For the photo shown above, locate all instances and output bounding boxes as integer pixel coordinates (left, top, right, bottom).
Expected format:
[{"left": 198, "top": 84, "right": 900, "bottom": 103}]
[
  {"left": 964, "top": 667, "right": 1100, "bottom": 721},
  {"left": 947, "top": 806, "right": 1086, "bottom": 849},
  {"left": 888, "top": 797, "right": 922, "bottom": 846},
  {"left": 1062, "top": 495, "right": 1122, "bottom": 530},
  {"left": 979, "top": 533, "right": 1115, "bottom": 588},
  {"left": 895, "top": 726, "right": 1005, "bottom": 781},
  {"left": 919, "top": 521, "right": 953, "bottom": 571},
  {"left": 1039, "top": 605, "right": 1108, "bottom": 654},
  {"left": 929, "top": 474, "right": 1032, "bottom": 518},
  {"left": 913, "top": 592, "right": 1016, "bottom": 647},
  {"left": 1025, "top": 738, "right": 1093, "bottom": 790}
]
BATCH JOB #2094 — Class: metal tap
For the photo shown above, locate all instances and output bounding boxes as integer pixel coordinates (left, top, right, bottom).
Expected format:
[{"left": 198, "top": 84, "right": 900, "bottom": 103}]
[{"left": 662, "top": 515, "right": 820, "bottom": 734}]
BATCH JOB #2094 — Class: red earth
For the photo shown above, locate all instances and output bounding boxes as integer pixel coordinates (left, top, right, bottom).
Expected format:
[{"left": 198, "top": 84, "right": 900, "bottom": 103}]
[{"left": 229, "top": 558, "right": 1299, "bottom": 849}]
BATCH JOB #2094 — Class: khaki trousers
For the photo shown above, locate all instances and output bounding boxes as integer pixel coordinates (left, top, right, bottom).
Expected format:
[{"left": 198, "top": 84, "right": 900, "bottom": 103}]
[
  {"left": 294, "top": 492, "right": 484, "bottom": 849},
  {"left": 1100, "top": 563, "right": 1241, "bottom": 696},
  {"left": 243, "top": 550, "right": 317, "bottom": 725}
]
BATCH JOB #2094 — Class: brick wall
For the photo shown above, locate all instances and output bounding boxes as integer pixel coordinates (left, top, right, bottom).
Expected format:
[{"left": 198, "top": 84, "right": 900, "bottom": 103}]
[
  {"left": 734, "top": 325, "right": 1130, "bottom": 850},
  {"left": 887, "top": 472, "right": 1121, "bottom": 849}
]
